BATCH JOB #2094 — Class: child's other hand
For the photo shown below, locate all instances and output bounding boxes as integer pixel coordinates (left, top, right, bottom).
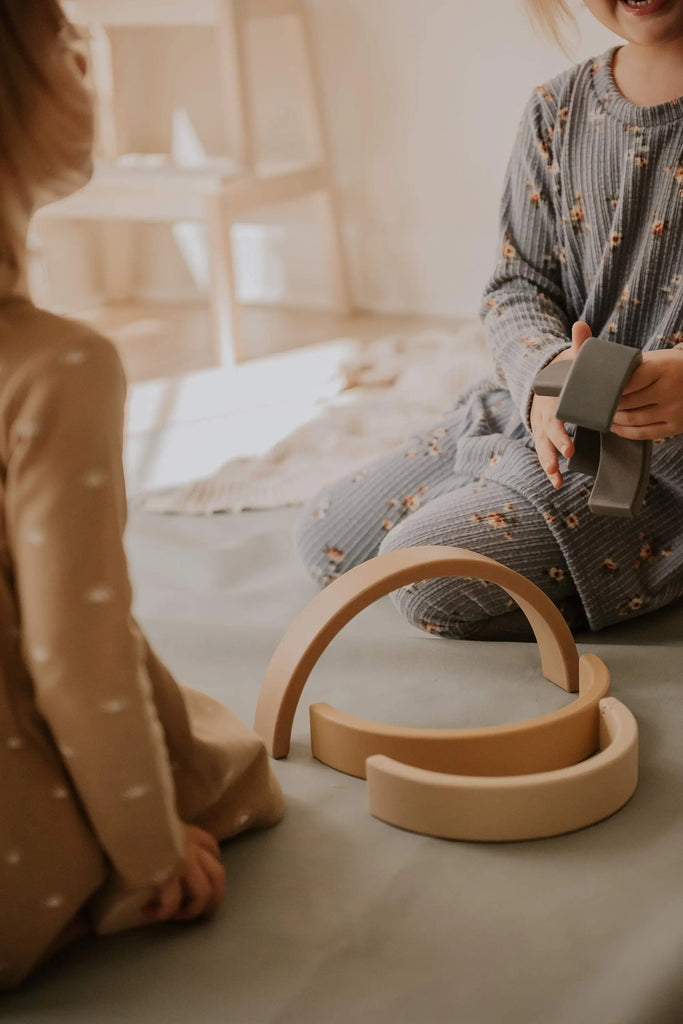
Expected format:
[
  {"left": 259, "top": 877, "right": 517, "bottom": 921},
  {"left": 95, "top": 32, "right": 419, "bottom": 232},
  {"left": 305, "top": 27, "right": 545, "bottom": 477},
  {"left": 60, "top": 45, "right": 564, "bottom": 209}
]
[
  {"left": 530, "top": 321, "right": 592, "bottom": 488},
  {"left": 144, "top": 825, "right": 226, "bottom": 923},
  {"left": 612, "top": 348, "right": 683, "bottom": 441}
]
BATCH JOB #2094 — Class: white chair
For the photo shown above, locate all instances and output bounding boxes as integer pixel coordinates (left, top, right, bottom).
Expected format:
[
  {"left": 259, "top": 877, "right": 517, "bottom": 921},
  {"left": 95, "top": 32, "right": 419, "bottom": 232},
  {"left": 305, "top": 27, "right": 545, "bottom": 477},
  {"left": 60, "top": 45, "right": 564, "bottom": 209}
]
[{"left": 36, "top": 0, "right": 352, "bottom": 364}]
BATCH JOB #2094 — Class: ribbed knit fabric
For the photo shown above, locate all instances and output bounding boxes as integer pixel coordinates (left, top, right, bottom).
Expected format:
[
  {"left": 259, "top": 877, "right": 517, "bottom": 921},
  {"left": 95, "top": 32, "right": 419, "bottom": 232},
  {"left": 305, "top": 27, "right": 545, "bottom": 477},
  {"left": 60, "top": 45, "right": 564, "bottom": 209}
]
[
  {"left": 297, "top": 47, "right": 683, "bottom": 633},
  {"left": 482, "top": 46, "right": 683, "bottom": 429},
  {"left": 295, "top": 395, "right": 585, "bottom": 639}
]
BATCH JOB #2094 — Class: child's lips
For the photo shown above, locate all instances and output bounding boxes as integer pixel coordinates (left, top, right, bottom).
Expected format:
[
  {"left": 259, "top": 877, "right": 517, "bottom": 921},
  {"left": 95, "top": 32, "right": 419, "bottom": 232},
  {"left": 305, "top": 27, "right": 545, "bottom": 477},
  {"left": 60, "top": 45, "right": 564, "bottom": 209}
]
[{"left": 619, "top": 0, "right": 672, "bottom": 15}]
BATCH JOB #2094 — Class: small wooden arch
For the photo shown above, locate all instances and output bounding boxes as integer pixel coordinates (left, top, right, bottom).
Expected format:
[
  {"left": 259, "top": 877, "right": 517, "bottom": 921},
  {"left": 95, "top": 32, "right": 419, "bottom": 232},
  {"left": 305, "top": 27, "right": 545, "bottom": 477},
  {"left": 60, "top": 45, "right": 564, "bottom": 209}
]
[
  {"left": 366, "top": 697, "right": 638, "bottom": 842},
  {"left": 309, "top": 653, "right": 608, "bottom": 779}
]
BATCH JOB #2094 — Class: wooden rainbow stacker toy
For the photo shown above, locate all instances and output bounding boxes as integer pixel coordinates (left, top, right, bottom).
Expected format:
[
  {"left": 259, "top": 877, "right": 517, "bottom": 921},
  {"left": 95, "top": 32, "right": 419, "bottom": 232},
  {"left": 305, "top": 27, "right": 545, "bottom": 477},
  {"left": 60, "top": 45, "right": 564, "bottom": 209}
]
[{"left": 254, "top": 547, "right": 639, "bottom": 842}]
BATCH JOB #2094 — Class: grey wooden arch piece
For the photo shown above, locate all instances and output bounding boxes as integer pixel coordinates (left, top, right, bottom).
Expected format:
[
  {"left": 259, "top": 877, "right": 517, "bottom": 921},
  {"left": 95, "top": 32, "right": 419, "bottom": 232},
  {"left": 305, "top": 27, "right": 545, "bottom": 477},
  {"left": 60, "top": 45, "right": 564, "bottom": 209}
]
[{"left": 533, "top": 337, "right": 652, "bottom": 518}]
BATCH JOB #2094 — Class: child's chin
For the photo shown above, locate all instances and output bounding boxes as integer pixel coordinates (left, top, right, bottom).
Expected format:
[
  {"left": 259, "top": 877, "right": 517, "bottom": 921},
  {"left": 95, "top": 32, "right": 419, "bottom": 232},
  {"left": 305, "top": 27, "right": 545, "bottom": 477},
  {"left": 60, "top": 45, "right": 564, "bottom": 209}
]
[
  {"left": 79, "top": 156, "right": 95, "bottom": 187},
  {"left": 617, "top": 0, "right": 683, "bottom": 34}
]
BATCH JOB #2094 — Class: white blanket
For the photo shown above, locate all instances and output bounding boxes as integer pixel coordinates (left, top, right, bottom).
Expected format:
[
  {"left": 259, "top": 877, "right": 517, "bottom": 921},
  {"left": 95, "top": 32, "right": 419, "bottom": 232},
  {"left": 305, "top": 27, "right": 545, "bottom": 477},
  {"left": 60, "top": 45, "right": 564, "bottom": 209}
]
[{"left": 137, "top": 322, "right": 493, "bottom": 514}]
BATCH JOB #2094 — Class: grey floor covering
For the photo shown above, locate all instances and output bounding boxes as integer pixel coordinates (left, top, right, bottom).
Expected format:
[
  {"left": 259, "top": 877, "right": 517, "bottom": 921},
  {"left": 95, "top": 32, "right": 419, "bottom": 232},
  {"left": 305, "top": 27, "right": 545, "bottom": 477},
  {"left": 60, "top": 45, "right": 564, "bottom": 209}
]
[{"left": 3, "top": 507, "right": 682, "bottom": 1024}]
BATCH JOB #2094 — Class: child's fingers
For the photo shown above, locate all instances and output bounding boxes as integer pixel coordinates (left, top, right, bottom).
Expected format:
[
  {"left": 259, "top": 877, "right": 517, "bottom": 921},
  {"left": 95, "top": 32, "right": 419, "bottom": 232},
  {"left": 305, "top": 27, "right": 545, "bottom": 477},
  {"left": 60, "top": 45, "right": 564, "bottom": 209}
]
[
  {"left": 612, "top": 404, "right": 660, "bottom": 427},
  {"left": 172, "top": 859, "right": 212, "bottom": 922},
  {"left": 145, "top": 877, "right": 184, "bottom": 922},
  {"left": 611, "top": 420, "right": 668, "bottom": 441},
  {"left": 187, "top": 825, "right": 220, "bottom": 859},
  {"left": 620, "top": 362, "right": 661, "bottom": 396},
  {"left": 534, "top": 430, "right": 563, "bottom": 488},
  {"left": 616, "top": 395, "right": 656, "bottom": 413},
  {"left": 571, "top": 320, "right": 592, "bottom": 352},
  {"left": 196, "top": 848, "right": 226, "bottom": 914},
  {"left": 616, "top": 385, "right": 659, "bottom": 411},
  {"left": 530, "top": 393, "right": 572, "bottom": 487},
  {"left": 546, "top": 417, "right": 574, "bottom": 459}
]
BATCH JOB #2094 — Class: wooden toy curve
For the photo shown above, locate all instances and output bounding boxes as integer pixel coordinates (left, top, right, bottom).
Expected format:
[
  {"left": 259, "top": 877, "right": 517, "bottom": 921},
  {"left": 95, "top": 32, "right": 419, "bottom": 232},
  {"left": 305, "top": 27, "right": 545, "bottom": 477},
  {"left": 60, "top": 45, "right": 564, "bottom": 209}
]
[
  {"left": 366, "top": 696, "right": 638, "bottom": 841},
  {"left": 309, "top": 652, "right": 609, "bottom": 779},
  {"left": 254, "top": 546, "right": 581, "bottom": 759}
]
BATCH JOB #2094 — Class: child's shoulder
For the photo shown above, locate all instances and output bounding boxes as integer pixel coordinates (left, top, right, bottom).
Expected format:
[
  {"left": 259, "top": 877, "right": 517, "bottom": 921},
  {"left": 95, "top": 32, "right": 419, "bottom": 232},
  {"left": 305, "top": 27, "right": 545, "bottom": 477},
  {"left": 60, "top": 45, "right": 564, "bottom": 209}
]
[
  {"left": 0, "top": 300, "right": 125, "bottom": 403},
  {"left": 524, "top": 48, "right": 613, "bottom": 124},
  {"left": 0, "top": 300, "right": 122, "bottom": 374}
]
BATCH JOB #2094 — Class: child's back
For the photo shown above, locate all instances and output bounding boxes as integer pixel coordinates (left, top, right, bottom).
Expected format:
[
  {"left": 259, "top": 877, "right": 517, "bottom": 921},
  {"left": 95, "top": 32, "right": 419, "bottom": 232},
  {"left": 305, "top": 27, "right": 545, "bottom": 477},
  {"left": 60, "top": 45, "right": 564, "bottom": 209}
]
[{"left": 0, "top": 299, "right": 284, "bottom": 988}]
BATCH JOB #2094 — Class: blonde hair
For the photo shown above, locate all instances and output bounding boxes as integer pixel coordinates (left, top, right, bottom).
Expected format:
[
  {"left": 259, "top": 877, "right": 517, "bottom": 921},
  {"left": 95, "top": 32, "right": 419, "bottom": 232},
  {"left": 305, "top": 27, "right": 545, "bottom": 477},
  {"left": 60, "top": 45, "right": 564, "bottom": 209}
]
[
  {"left": 525, "top": 0, "right": 577, "bottom": 55},
  {"left": 0, "top": 0, "right": 92, "bottom": 291}
]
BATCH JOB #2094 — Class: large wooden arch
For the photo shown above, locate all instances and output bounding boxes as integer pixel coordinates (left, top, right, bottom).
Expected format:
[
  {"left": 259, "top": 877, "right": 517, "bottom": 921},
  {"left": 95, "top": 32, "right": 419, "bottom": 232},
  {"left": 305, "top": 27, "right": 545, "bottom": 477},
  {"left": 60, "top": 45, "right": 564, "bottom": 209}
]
[{"left": 254, "top": 547, "right": 581, "bottom": 761}]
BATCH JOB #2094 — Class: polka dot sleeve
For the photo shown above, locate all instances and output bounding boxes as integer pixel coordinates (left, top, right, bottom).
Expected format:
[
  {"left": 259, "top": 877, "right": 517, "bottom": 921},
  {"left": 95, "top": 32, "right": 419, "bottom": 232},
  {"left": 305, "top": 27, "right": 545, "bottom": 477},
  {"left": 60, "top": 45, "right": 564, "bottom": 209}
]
[{"left": 1, "top": 335, "right": 185, "bottom": 888}]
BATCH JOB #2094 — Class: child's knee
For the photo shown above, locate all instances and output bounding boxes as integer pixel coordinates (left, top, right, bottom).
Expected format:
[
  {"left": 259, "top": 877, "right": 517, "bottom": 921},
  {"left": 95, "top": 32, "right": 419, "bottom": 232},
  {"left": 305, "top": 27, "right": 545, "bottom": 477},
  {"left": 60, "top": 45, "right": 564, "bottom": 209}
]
[
  {"left": 377, "top": 520, "right": 512, "bottom": 639},
  {"left": 295, "top": 490, "right": 347, "bottom": 585},
  {"left": 295, "top": 499, "right": 324, "bottom": 577},
  {"left": 386, "top": 576, "right": 487, "bottom": 640}
]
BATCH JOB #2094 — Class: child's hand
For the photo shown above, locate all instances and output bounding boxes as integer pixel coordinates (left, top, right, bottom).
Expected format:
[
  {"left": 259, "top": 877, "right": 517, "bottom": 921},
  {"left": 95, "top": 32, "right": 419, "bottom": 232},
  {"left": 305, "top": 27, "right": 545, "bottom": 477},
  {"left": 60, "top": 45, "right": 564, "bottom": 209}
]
[
  {"left": 144, "top": 825, "right": 226, "bottom": 923},
  {"left": 611, "top": 349, "right": 683, "bottom": 441},
  {"left": 530, "top": 321, "right": 593, "bottom": 488}
]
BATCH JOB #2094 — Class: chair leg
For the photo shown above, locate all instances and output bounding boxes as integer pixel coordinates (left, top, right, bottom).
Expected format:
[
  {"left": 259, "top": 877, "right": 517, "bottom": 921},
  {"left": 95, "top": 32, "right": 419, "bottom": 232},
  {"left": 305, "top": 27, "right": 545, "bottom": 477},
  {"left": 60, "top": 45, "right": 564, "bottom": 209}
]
[
  {"left": 206, "top": 194, "right": 244, "bottom": 365},
  {"left": 295, "top": 1, "right": 352, "bottom": 312},
  {"left": 219, "top": 0, "right": 256, "bottom": 173},
  {"left": 100, "top": 222, "right": 137, "bottom": 303},
  {"left": 87, "top": 25, "right": 124, "bottom": 159},
  {"left": 320, "top": 186, "right": 352, "bottom": 314},
  {"left": 87, "top": 25, "right": 137, "bottom": 303}
]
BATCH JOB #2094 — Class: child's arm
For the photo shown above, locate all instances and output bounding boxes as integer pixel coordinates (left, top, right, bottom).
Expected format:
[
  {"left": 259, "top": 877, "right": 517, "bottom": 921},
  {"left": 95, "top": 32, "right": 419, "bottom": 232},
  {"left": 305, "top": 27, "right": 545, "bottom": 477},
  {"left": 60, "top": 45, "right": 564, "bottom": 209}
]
[
  {"left": 480, "top": 88, "right": 571, "bottom": 430},
  {"left": 530, "top": 320, "right": 591, "bottom": 488},
  {"left": 2, "top": 334, "right": 186, "bottom": 890}
]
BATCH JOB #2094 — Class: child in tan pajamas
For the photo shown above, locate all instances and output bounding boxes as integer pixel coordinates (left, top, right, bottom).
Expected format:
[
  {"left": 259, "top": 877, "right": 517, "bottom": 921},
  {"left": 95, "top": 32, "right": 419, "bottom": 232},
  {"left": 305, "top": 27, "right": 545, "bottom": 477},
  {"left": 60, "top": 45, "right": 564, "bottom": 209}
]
[{"left": 0, "top": 1, "right": 283, "bottom": 989}]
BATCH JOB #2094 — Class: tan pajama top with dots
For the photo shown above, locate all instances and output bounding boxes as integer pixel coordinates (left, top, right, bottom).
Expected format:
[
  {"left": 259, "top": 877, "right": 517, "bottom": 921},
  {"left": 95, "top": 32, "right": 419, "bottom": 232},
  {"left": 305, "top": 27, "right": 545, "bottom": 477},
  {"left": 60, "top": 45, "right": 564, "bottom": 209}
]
[{"left": 0, "top": 298, "right": 284, "bottom": 989}]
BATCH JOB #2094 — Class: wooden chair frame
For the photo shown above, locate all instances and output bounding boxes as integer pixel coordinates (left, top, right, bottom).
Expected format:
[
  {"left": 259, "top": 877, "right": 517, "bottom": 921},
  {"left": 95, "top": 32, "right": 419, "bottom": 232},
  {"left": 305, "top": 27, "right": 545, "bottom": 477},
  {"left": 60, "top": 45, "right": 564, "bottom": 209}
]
[{"left": 42, "top": 0, "right": 352, "bottom": 364}]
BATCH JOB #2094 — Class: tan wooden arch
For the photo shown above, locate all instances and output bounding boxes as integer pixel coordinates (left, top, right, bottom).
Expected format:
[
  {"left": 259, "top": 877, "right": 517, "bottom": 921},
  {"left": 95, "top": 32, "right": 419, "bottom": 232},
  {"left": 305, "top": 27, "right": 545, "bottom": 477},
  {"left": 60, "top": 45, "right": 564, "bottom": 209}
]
[
  {"left": 309, "top": 652, "right": 608, "bottom": 779},
  {"left": 254, "top": 546, "right": 582, "bottom": 760},
  {"left": 366, "top": 697, "right": 638, "bottom": 841}
]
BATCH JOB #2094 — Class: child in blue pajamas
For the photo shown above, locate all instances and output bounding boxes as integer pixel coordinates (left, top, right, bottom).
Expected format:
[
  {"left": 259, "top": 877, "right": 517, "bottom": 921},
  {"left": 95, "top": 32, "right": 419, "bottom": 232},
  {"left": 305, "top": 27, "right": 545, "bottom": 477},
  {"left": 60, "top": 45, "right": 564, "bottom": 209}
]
[{"left": 298, "top": 0, "right": 683, "bottom": 638}]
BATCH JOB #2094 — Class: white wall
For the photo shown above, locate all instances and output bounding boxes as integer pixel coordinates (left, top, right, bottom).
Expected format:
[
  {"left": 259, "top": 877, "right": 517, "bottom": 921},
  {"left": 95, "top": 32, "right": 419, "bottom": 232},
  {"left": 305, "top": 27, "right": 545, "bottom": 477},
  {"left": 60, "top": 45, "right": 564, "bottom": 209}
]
[
  {"left": 312, "top": 0, "right": 617, "bottom": 316},
  {"left": 39, "top": 1, "right": 620, "bottom": 319}
]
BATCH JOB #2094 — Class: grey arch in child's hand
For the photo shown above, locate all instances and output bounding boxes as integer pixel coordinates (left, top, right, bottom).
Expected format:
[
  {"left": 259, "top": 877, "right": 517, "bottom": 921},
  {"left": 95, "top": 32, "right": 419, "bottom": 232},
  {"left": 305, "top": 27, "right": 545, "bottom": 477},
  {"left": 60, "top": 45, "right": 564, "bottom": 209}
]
[{"left": 532, "top": 337, "right": 652, "bottom": 518}]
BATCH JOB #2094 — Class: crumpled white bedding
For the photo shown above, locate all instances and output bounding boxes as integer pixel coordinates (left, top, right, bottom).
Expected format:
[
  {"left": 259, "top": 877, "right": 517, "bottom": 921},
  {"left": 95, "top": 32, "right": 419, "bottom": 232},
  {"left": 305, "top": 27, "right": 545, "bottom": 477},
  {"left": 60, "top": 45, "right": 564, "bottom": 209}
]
[{"left": 137, "top": 324, "right": 493, "bottom": 514}]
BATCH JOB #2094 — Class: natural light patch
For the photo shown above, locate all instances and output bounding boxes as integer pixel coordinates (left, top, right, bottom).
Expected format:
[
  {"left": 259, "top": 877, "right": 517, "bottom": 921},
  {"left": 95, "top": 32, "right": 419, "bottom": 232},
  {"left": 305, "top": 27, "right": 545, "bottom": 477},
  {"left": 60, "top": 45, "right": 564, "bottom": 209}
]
[
  {"left": 169, "top": 108, "right": 212, "bottom": 289},
  {"left": 105, "top": 318, "right": 166, "bottom": 341},
  {"left": 133, "top": 323, "right": 493, "bottom": 513},
  {"left": 171, "top": 107, "right": 207, "bottom": 168},
  {"left": 124, "top": 338, "right": 360, "bottom": 495},
  {"left": 172, "top": 221, "right": 210, "bottom": 291},
  {"left": 126, "top": 338, "right": 357, "bottom": 433},
  {"left": 233, "top": 223, "right": 289, "bottom": 304}
]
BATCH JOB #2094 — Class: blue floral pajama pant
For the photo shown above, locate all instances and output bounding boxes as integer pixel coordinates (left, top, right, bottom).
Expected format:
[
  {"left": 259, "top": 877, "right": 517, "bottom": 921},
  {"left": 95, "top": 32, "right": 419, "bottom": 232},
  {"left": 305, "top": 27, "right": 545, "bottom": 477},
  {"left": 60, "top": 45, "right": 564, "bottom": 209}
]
[{"left": 295, "top": 405, "right": 587, "bottom": 640}]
